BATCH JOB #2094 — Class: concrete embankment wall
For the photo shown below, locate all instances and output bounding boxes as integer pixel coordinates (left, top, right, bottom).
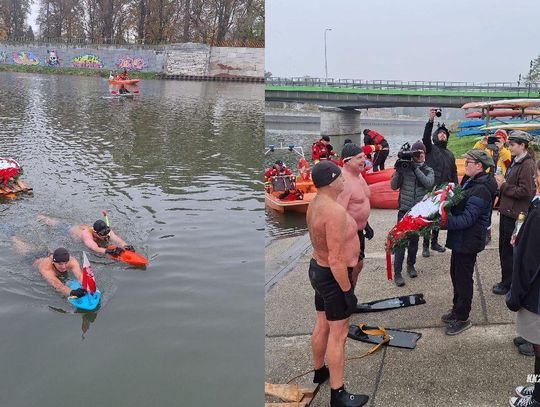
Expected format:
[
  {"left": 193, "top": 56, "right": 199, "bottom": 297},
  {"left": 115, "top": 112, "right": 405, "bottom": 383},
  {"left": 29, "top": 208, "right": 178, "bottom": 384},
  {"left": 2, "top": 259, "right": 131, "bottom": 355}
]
[{"left": 0, "top": 42, "right": 264, "bottom": 79}]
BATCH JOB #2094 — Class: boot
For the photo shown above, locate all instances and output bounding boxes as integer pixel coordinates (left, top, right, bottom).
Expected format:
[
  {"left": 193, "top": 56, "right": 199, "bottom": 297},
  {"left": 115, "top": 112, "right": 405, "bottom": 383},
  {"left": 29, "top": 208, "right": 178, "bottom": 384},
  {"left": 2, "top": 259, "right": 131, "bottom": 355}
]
[
  {"left": 394, "top": 273, "right": 405, "bottom": 287},
  {"left": 407, "top": 264, "right": 417, "bottom": 278},
  {"left": 431, "top": 242, "right": 446, "bottom": 253},
  {"left": 422, "top": 244, "right": 430, "bottom": 258},
  {"left": 330, "top": 387, "right": 369, "bottom": 407}
]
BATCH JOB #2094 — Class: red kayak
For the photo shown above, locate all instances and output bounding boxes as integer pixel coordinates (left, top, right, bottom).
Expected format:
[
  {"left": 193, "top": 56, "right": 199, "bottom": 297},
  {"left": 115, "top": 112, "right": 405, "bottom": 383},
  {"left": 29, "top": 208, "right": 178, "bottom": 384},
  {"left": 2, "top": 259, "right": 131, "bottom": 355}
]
[
  {"left": 369, "top": 181, "right": 398, "bottom": 209},
  {"left": 108, "top": 79, "right": 140, "bottom": 86},
  {"left": 363, "top": 168, "right": 393, "bottom": 185},
  {"left": 106, "top": 245, "right": 148, "bottom": 266}
]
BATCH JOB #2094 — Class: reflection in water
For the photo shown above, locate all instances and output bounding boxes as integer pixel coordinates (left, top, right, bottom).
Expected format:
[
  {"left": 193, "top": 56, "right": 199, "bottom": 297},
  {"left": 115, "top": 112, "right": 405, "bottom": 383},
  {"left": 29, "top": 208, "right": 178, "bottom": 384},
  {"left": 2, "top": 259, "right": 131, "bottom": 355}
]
[{"left": 0, "top": 72, "right": 264, "bottom": 407}]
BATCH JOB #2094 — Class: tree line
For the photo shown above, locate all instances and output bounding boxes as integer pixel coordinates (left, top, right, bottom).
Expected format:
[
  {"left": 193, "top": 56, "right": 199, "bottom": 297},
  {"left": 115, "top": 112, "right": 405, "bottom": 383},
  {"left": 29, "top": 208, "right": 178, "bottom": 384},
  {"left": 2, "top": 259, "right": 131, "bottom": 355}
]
[{"left": 0, "top": 0, "right": 264, "bottom": 45}]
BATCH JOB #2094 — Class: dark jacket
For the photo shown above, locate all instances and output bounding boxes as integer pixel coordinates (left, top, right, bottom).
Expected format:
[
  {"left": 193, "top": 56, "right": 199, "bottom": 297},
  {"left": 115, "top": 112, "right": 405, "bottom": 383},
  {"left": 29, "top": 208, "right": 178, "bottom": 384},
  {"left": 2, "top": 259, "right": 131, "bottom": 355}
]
[
  {"left": 506, "top": 197, "right": 540, "bottom": 314},
  {"left": 422, "top": 121, "right": 458, "bottom": 187},
  {"left": 498, "top": 154, "right": 536, "bottom": 219},
  {"left": 390, "top": 162, "right": 434, "bottom": 211},
  {"left": 445, "top": 172, "right": 497, "bottom": 254}
]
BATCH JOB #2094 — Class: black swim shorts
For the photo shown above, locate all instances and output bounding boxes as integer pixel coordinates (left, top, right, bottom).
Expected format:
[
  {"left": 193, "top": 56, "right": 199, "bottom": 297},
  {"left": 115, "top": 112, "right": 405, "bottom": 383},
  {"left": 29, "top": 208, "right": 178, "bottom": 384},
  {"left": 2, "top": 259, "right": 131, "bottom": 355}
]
[
  {"left": 357, "top": 230, "right": 365, "bottom": 261},
  {"left": 308, "top": 258, "right": 353, "bottom": 321}
]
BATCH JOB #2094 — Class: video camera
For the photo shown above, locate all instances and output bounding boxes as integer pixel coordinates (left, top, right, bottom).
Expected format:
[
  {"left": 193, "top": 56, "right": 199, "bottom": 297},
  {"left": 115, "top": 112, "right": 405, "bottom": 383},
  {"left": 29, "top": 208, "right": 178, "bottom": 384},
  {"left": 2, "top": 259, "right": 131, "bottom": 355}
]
[
  {"left": 395, "top": 142, "right": 422, "bottom": 171},
  {"left": 435, "top": 108, "right": 442, "bottom": 118}
]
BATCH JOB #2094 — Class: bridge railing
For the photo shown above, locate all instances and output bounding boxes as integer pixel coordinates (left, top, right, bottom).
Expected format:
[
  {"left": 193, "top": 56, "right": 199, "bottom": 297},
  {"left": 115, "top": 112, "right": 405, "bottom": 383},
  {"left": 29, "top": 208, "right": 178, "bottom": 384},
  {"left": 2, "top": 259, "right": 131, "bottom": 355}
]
[{"left": 266, "top": 77, "right": 540, "bottom": 93}]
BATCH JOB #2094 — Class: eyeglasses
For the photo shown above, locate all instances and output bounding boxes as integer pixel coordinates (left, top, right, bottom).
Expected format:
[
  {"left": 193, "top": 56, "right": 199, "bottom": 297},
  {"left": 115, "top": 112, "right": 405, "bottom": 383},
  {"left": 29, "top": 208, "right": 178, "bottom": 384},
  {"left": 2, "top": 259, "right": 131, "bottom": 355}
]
[{"left": 465, "top": 160, "right": 479, "bottom": 166}]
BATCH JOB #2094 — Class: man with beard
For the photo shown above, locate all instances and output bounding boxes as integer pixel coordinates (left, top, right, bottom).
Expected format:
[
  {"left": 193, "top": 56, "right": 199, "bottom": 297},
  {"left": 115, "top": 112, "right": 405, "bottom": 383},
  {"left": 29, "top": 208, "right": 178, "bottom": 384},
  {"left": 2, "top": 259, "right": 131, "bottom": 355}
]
[{"left": 422, "top": 109, "right": 458, "bottom": 257}]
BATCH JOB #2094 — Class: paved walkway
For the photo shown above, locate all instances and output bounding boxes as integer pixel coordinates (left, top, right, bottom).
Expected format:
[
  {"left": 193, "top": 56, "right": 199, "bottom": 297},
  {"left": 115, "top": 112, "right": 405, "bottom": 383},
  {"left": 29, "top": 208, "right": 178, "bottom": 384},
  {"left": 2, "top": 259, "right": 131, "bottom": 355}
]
[{"left": 265, "top": 209, "right": 532, "bottom": 407}]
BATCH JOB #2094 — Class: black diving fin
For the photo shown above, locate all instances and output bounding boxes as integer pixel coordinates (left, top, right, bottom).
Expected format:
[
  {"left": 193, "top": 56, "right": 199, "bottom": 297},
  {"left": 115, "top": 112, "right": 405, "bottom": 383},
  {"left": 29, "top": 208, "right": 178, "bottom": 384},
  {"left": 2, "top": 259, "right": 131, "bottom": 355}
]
[
  {"left": 348, "top": 324, "right": 422, "bottom": 349},
  {"left": 353, "top": 293, "right": 426, "bottom": 313}
]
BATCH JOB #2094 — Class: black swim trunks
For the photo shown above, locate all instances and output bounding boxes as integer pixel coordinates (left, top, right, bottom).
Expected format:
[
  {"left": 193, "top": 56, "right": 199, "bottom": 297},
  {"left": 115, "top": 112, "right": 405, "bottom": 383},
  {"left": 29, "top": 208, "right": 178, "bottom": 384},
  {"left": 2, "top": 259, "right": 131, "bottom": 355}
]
[
  {"left": 357, "top": 230, "right": 365, "bottom": 261},
  {"left": 308, "top": 258, "right": 353, "bottom": 321}
]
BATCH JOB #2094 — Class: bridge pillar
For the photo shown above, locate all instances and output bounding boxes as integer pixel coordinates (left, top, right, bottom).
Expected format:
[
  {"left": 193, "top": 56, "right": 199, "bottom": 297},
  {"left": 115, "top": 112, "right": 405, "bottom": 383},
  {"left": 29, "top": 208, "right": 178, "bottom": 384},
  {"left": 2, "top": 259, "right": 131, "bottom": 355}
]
[{"left": 320, "top": 107, "right": 362, "bottom": 136}]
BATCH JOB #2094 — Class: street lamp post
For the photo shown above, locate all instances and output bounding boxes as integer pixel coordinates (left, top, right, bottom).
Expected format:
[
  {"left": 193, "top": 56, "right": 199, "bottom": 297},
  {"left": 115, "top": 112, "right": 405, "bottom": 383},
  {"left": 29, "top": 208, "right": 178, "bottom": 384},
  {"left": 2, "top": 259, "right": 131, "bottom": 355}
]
[{"left": 324, "top": 28, "right": 332, "bottom": 87}]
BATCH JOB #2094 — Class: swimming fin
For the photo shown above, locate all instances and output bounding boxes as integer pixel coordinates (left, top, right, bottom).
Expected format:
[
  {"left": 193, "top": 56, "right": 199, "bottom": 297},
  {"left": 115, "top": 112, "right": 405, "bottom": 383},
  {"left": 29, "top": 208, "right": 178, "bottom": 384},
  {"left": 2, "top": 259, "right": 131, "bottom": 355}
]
[
  {"left": 348, "top": 324, "right": 422, "bottom": 349},
  {"left": 354, "top": 293, "right": 426, "bottom": 313}
]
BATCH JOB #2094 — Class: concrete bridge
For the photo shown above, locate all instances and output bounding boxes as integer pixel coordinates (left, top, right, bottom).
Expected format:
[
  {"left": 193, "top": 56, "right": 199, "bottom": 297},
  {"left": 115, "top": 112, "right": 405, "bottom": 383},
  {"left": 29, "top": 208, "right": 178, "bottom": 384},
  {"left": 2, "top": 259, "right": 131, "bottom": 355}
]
[{"left": 265, "top": 77, "right": 540, "bottom": 135}]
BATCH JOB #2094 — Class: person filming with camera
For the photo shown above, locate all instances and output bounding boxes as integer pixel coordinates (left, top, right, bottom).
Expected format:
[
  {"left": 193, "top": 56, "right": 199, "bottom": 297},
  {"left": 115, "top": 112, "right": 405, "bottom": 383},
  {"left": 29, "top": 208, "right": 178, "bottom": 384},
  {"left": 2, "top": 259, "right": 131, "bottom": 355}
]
[
  {"left": 422, "top": 108, "right": 458, "bottom": 257},
  {"left": 390, "top": 141, "right": 434, "bottom": 287}
]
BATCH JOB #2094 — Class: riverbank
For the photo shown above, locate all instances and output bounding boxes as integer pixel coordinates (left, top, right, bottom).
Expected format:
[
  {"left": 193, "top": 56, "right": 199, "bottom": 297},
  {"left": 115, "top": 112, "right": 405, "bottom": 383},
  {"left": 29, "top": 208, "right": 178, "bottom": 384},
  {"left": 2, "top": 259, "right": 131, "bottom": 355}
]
[
  {"left": 265, "top": 209, "right": 531, "bottom": 406},
  {"left": 0, "top": 64, "right": 160, "bottom": 78}
]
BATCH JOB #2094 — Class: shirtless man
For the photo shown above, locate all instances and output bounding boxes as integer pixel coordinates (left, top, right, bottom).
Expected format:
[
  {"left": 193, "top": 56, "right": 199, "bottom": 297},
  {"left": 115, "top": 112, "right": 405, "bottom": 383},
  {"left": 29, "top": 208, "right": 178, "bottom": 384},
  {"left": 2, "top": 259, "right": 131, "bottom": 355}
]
[
  {"left": 337, "top": 144, "right": 372, "bottom": 287},
  {"left": 38, "top": 214, "right": 133, "bottom": 256},
  {"left": 307, "top": 161, "right": 369, "bottom": 407},
  {"left": 35, "top": 247, "right": 86, "bottom": 298}
]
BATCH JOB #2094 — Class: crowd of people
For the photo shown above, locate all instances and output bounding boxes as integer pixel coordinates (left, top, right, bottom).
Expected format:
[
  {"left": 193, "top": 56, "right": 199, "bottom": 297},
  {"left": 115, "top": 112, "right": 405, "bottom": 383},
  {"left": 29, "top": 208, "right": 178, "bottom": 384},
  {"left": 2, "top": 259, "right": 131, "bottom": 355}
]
[{"left": 299, "top": 109, "right": 540, "bottom": 407}]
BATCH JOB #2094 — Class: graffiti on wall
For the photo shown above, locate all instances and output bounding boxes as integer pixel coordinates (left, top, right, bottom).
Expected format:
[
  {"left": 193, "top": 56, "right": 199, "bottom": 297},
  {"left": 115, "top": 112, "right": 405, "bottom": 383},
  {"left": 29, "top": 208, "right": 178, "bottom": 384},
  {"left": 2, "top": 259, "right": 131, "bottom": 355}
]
[
  {"left": 13, "top": 51, "right": 40, "bottom": 65},
  {"left": 46, "top": 49, "right": 60, "bottom": 67},
  {"left": 116, "top": 57, "right": 146, "bottom": 71},
  {"left": 72, "top": 54, "right": 103, "bottom": 69},
  {"left": 0, "top": 51, "right": 8, "bottom": 64}
]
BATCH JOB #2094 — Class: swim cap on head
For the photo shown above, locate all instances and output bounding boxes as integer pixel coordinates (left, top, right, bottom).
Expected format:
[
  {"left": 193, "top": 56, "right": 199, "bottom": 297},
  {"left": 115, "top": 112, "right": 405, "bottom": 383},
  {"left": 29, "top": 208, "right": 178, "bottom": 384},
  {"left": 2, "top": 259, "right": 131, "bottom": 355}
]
[
  {"left": 93, "top": 220, "right": 109, "bottom": 234},
  {"left": 52, "top": 247, "right": 70, "bottom": 263},
  {"left": 341, "top": 143, "right": 362, "bottom": 162},
  {"left": 311, "top": 161, "right": 341, "bottom": 188}
]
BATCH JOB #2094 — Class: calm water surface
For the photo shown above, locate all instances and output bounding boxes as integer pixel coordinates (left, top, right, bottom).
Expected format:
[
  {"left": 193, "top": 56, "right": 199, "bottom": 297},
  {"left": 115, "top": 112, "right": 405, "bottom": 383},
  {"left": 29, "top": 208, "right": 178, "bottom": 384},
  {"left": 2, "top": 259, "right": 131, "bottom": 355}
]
[{"left": 0, "top": 72, "right": 263, "bottom": 406}]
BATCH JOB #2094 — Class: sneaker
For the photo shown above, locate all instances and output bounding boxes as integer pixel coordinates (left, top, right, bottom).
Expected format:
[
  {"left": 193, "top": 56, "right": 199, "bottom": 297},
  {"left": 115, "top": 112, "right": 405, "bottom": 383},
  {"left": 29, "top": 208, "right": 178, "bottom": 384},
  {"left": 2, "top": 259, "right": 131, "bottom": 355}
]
[
  {"left": 514, "top": 336, "right": 528, "bottom": 347},
  {"left": 441, "top": 310, "right": 457, "bottom": 324},
  {"left": 493, "top": 282, "right": 510, "bottom": 295},
  {"left": 330, "top": 388, "right": 369, "bottom": 407},
  {"left": 445, "top": 319, "right": 472, "bottom": 335},
  {"left": 431, "top": 242, "right": 446, "bottom": 253},
  {"left": 394, "top": 274, "right": 405, "bottom": 287},
  {"left": 516, "top": 385, "right": 535, "bottom": 397},
  {"left": 518, "top": 342, "right": 535, "bottom": 356},
  {"left": 313, "top": 365, "right": 329, "bottom": 384},
  {"left": 422, "top": 246, "right": 430, "bottom": 258},
  {"left": 510, "top": 395, "right": 540, "bottom": 407},
  {"left": 407, "top": 265, "right": 418, "bottom": 278}
]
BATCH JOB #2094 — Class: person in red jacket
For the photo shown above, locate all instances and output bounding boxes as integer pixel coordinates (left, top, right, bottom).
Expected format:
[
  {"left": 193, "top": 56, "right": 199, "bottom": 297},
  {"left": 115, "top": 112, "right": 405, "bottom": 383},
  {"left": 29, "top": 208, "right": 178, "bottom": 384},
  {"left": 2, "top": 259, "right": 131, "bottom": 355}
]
[
  {"left": 363, "top": 129, "right": 390, "bottom": 171},
  {"left": 264, "top": 160, "right": 292, "bottom": 181},
  {"left": 311, "top": 136, "right": 336, "bottom": 163}
]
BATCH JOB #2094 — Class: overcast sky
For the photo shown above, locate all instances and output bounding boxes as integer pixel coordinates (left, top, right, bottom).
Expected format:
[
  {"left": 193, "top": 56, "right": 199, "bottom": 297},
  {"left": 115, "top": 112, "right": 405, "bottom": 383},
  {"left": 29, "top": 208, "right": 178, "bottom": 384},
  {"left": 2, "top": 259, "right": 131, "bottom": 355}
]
[{"left": 266, "top": 0, "right": 540, "bottom": 83}]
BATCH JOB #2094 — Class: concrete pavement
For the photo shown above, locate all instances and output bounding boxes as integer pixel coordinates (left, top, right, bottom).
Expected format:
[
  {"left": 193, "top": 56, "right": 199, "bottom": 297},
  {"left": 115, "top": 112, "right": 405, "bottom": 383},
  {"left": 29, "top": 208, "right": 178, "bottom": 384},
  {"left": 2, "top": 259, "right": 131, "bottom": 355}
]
[{"left": 265, "top": 209, "right": 532, "bottom": 407}]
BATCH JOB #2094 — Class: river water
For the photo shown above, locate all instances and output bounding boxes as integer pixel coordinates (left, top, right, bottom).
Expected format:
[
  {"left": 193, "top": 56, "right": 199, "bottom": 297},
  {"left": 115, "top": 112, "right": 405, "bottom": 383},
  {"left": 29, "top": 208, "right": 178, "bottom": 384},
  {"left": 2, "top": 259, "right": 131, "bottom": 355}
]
[
  {"left": 265, "top": 114, "right": 433, "bottom": 242},
  {"left": 0, "top": 72, "right": 264, "bottom": 406}
]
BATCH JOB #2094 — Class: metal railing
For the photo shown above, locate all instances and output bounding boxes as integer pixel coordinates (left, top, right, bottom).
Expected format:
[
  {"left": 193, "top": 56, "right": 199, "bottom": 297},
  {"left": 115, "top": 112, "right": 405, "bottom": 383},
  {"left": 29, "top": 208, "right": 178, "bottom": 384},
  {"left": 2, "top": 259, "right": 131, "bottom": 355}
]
[{"left": 266, "top": 77, "right": 540, "bottom": 93}]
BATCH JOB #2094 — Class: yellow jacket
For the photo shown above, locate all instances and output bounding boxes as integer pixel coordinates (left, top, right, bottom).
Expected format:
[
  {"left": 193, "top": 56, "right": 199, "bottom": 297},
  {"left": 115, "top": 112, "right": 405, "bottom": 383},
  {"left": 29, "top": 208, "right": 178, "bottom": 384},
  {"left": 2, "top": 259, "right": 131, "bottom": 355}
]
[{"left": 472, "top": 141, "right": 512, "bottom": 175}]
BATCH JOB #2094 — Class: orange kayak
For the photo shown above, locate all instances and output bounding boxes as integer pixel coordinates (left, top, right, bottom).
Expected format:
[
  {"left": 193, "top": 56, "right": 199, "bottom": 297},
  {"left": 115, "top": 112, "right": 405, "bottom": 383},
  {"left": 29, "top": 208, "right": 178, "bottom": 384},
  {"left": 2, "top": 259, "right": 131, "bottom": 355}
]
[
  {"left": 106, "top": 245, "right": 148, "bottom": 266},
  {"left": 107, "top": 79, "right": 140, "bottom": 86}
]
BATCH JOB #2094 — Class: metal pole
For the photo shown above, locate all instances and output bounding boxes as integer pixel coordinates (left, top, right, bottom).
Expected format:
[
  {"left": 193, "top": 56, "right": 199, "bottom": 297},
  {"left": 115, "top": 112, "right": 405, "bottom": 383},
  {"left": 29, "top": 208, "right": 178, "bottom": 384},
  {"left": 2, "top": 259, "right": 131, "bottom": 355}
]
[{"left": 324, "top": 28, "right": 332, "bottom": 87}]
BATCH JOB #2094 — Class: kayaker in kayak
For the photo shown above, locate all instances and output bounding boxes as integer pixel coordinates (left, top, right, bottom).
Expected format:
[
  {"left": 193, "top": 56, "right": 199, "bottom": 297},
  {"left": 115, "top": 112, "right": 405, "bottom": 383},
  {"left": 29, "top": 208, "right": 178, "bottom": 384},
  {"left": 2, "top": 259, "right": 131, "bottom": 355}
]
[
  {"left": 119, "top": 68, "right": 129, "bottom": 80},
  {"left": 37, "top": 214, "right": 134, "bottom": 256}
]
